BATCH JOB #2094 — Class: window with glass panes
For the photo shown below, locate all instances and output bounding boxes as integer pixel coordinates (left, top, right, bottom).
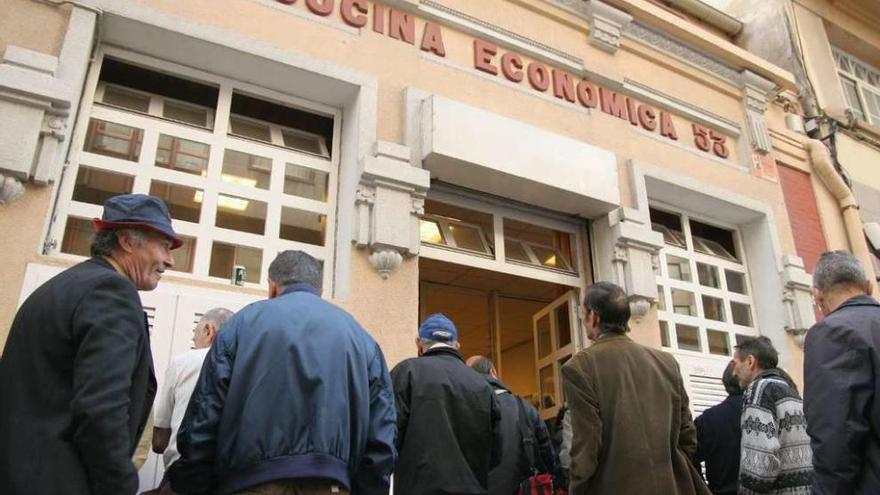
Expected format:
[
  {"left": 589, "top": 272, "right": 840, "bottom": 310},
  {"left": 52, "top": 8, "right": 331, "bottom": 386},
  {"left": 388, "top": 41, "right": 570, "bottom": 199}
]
[
  {"left": 651, "top": 207, "right": 758, "bottom": 357},
  {"left": 832, "top": 47, "right": 880, "bottom": 126},
  {"left": 53, "top": 54, "right": 337, "bottom": 287}
]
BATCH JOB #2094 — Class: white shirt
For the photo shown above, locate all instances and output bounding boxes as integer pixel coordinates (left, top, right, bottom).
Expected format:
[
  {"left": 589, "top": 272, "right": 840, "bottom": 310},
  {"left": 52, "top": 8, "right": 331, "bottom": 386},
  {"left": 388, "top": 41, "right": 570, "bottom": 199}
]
[{"left": 154, "top": 347, "right": 210, "bottom": 469}]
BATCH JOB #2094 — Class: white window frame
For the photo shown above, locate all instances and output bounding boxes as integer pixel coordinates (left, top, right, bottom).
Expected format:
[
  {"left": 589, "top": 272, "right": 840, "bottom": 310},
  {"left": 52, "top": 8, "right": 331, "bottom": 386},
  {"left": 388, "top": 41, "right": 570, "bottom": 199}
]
[
  {"left": 832, "top": 47, "right": 880, "bottom": 126},
  {"left": 419, "top": 188, "right": 589, "bottom": 289},
  {"left": 48, "top": 47, "right": 341, "bottom": 293},
  {"left": 652, "top": 202, "right": 759, "bottom": 359}
]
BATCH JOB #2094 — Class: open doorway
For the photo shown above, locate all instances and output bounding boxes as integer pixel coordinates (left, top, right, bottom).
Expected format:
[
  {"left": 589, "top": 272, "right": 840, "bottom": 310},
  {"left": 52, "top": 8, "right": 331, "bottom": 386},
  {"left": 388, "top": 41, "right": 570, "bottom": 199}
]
[{"left": 419, "top": 257, "right": 579, "bottom": 419}]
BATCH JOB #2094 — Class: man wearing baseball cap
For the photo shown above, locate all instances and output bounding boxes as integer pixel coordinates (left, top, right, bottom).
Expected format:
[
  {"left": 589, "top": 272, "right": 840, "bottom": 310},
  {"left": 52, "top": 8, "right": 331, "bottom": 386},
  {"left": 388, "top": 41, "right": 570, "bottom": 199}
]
[
  {"left": 0, "top": 194, "right": 180, "bottom": 495},
  {"left": 390, "top": 314, "right": 501, "bottom": 495}
]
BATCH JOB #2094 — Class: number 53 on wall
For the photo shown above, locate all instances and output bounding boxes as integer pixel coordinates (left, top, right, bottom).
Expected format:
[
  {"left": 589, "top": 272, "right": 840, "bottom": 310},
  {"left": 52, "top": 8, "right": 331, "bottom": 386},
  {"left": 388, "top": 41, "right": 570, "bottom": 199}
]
[{"left": 692, "top": 124, "right": 730, "bottom": 159}]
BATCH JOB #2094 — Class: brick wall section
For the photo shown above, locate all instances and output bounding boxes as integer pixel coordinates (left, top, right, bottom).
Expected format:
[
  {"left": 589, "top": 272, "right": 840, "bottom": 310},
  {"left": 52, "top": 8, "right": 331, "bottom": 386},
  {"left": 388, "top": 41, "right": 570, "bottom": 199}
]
[{"left": 778, "top": 164, "right": 828, "bottom": 273}]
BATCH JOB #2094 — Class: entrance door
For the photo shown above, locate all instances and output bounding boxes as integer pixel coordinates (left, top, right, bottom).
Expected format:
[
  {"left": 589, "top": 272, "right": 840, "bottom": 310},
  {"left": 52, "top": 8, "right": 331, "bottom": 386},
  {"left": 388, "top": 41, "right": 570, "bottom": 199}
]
[{"left": 532, "top": 291, "right": 578, "bottom": 420}]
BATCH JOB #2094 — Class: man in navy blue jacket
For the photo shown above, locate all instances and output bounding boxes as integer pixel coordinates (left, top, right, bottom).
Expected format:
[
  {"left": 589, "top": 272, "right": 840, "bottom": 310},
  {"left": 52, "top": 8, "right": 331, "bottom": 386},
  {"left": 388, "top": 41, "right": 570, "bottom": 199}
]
[
  {"left": 693, "top": 361, "right": 742, "bottom": 495},
  {"left": 169, "top": 250, "right": 397, "bottom": 495}
]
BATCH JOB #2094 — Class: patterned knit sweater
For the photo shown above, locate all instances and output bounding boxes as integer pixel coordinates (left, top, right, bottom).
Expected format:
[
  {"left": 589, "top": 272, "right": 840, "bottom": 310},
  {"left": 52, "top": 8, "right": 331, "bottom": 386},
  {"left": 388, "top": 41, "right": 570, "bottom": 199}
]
[{"left": 739, "top": 369, "right": 813, "bottom": 495}]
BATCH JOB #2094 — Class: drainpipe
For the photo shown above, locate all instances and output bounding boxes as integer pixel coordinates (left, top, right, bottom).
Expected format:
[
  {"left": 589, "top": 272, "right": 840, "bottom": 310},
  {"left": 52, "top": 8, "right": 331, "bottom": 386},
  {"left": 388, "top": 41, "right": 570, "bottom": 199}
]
[{"left": 805, "top": 139, "right": 879, "bottom": 293}]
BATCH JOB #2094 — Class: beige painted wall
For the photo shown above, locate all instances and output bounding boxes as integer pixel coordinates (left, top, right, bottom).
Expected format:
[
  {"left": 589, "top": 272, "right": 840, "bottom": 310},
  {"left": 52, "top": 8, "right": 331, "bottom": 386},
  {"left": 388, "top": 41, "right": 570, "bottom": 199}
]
[{"left": 0, "top": 0, "right": 71, "bottom": 57}]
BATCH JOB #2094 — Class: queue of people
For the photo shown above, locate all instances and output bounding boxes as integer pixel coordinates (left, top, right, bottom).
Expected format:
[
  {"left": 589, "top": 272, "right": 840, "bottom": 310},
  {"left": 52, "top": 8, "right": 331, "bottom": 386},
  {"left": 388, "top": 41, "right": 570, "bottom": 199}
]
[{"left": 0, "top": 193, "right": 878, "bottom": 495}]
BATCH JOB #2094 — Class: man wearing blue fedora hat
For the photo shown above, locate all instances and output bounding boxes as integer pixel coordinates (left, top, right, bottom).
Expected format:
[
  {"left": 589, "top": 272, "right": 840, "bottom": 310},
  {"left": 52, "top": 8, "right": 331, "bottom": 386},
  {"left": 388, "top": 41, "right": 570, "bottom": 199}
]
[{"left": 0, "top": 194, "right": 181, "bottom": 495}]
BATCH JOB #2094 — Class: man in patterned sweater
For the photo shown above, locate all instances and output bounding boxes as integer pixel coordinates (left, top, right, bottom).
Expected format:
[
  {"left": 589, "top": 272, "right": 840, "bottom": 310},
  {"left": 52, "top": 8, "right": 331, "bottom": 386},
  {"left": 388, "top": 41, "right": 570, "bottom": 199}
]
[{"left": 732, "top": 336, "right": 813, "bottom": 494}]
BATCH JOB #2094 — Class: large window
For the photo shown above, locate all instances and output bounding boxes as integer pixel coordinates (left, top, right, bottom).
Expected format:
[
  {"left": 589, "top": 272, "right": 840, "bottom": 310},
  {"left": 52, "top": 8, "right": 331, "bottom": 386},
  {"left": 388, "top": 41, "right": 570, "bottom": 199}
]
[
  {"left": 832, "top": 47, "right": 880, "bottom": 126},
  {"left": 651, "top": 207, "right": 757, "bottom": 357},
  {"left": 53, "top": 52, "right": 338, "bottom": 287}
]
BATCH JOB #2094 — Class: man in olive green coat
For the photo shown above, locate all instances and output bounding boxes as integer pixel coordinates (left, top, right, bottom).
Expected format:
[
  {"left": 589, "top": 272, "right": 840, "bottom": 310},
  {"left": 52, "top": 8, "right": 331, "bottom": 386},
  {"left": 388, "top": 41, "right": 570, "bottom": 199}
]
[{"left": 561, "top": 282, "right": 710, "bottom": 495}]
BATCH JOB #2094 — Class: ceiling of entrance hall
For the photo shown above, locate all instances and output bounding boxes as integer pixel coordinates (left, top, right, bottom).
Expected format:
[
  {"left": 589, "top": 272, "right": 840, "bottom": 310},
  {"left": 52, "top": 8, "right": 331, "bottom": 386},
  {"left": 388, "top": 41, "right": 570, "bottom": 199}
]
[{"left": 419, "top": 258, "right": 562, "bottom": 302}]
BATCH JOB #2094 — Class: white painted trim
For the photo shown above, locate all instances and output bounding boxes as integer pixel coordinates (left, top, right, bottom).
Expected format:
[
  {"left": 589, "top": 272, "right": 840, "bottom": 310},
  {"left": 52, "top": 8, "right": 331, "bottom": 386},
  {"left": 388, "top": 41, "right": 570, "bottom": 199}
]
[{"left": 622, "top": 78, "right": 741, "bottom": 136}]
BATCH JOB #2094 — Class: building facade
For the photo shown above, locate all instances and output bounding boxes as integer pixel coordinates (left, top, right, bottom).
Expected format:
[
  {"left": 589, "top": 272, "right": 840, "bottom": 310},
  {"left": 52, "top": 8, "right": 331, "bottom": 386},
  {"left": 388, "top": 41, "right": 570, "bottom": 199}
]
[{"left": 0, "top": 0, "right": 871, "bottom": 489}]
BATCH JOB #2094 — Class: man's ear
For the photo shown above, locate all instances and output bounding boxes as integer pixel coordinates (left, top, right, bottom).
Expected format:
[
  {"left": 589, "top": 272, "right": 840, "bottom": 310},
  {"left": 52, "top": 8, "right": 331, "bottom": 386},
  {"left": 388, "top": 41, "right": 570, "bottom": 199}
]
[
  {"left": 205, "top": 322, "right": 217, "bottom": 342},
  {"left": 866, "top": 281, "right": 874, "bottom": 297},
  {"left": 115, "top": 231, "right": 137, "bottom": 254},
  {"left": 268, "top": 280, "right": 279, "bottom": 299}
]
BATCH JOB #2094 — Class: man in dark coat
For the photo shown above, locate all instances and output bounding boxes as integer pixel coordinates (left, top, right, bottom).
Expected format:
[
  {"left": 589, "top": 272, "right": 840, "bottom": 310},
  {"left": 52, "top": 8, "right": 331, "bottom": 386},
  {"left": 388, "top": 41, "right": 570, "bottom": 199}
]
[
  {"left": 391, "top": 314, "right": 501, "bottom": 495},
  {"left": 693, "top": 361, "right": 742, "bottom": 495},
  {"left": 805, "top": 250, "right": 880, "bottom": 494},
  {"left": 169, "top": 250, "right": 396, "bottom": 495},
  {"left": 561, "top": 282, "right": 710, "bottom": 495},
  {"left": 0, "top": 194, "right": 181, "bottom": 495},
  {"left": 468, "top": 355, "right": 559, "bottom": 495}
]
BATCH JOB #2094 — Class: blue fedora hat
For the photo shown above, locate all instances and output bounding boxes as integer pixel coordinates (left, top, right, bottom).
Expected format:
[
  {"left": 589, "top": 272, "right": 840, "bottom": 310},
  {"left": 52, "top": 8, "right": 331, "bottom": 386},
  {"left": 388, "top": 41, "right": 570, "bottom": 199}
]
[{"left": 93, "top": 194, "right": 183, "bottom": 249}]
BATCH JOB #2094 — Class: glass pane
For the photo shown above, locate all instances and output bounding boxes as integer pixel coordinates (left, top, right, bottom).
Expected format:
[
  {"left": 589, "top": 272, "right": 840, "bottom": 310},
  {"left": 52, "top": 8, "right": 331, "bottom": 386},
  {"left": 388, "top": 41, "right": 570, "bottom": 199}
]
[
  {"left": 537, "top": 315, "right": 551, "bottom": 359},
  {"left": 702, "top": 295, "right": 725, "bottom": 322},
  {"left": 426, "top": 200, "right": 495, "bottom": 251},
  {"left": 155, "top": 134, "right": 210, "bottom": 176},
  {"left": 539, "top": 365, "right": 557, "bottom": 410},
  {"left": 420, "top": 219, "right": 445, "bottom": 245},
  {"left": 725, "top": 270, "right": 748, "bottom": 295},
  {"left": 532, "top": 245, "right": 571, "bottom": 271},
  {"left": 448, "top": 223, "right": 487, "bottom": 253},
  {"left": 163, "top": 100, "right": 211, "bottom": 128},
  {"left": 101, "top": 85, "right": 150, "bottom": 112},
  {"left": 707, "top": 329, "right": 731, "bottom": 356},
  {"left": 209, "top": 241, "right": 262, "bottom": 283},
  {"left": 221, "top": 150, "right": 271, "bottom": 190},
  {"left": 215, "top": 195, "right": 267, "bottom": 235},
  {"left": 649, "top": 208, "right": 685, "bottom": 248},
  {"left": 284, "top": 163, "right": 328, "bottom": 201},
  {"left": 731, "top": 302, "right": 753, "bottom": 326},
  {"left": 72, "top": 166, "right": 134, "bottom": 205},
  {"left": 659, "top": 320, "right": 670, "bottom": 347},
  {"left": 842, "top": 78, "right": 866, "bottom": 120},
  {"left": 657, "top": 286, "right": 666, "bottom": 311},
  {"left": 149, "top": 181, "right": 201, "bottom": 223},
  {"left": 671, "top": 289, "right": 697, "bottom": 316},
  {"left": 667, "top": 255, "right": 692, "bottom": 282},
  {"left": 676, "top": 324, "right": 701, "bottom": 352},
  {"left": 282, "top": 129, "right": 325, "bottom": 156},
  {"left": 735, "top": 334, "right": 750, "bottom": 346},
  {"left": 229, "top": 115, "right": 271, "bottom": 142},
  {"left": 697, "top": 263, "right": 720, "bottom": 288},
  {"left": 694, "top": 237, "right": 737, "bottom": 261},
  {"left": 505, "top": 239, "right": 531, "bottom": 263},
  {"left": 555, "top": 302, "right": 572, "bottom": 348},
  {"left": 172, "top": 236, "right": 196, "bottom": 273},
  {"left": 280, "top": 207, "right": 326, "bottom": 246},
  {"left": 84, "top": 119, "right": 143, "bottom": 161},
  {"left": 61, "top": 217, "right": 93, "bottom": 256}
]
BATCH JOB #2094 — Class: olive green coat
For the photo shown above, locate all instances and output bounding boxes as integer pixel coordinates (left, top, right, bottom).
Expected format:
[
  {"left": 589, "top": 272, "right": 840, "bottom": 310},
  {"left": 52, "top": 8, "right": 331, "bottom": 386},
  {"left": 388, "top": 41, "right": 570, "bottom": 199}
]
[{"left": 561, "top": 333, "right": 711, "bottom": 495}]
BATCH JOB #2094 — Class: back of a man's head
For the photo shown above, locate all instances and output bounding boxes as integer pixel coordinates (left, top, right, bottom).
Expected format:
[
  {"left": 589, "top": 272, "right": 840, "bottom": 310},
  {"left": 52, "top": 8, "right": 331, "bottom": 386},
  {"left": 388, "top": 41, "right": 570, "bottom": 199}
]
[
  {"left": 584, "top": 282, "right": 630, "bottom": 335},
  {"left": 268, "top": 250, "right": 323, "bottom": 292},
  {"left": 735, "top": 336, "right": 778, "bottom": 371},
  {"left": 813, "top": 250, "right": 869, "bottom": 294},
  {"left": 467, "top": 356, "right": 495, "bottom": 376},
  {"left": 721, "top": 360, "right": 742, "bottom": 396}
]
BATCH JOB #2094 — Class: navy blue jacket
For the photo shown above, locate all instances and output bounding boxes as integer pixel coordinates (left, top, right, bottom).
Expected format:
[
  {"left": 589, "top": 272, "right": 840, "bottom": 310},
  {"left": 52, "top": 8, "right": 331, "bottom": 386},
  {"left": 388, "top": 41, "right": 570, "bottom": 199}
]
[
  {"left": 693, "top": 394, "right": 742, "bottom": 495},
  {"left": 168, "top": 285, "right": 397, "bottom": 495},
  {"left": 805, "top": 294, "right": 880, "bottom": 495}
]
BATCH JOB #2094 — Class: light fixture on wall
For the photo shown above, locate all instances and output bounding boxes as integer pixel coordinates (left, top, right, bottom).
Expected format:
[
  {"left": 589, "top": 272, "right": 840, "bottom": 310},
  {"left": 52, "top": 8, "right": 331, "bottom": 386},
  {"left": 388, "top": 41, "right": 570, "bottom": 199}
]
[{"left": 0, "top": 174, "right": 25, "bottom": 206}]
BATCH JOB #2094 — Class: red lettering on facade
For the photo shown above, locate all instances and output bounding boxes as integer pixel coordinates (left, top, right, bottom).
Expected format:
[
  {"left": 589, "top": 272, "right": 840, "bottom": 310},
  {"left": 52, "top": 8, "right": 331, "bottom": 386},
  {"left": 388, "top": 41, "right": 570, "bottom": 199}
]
[
  {"left": 637, "top": 104, "right": 657, "bottom": 131},
  {"left": 372, "top": 3, "right": 385, "bottom": 34},
  {"left": 599, "top": 88, "right": 628, "bottom": 121},
  {"left": 276, "top": 0, "right": 296, "bottom": 4},
  {"left": 527, "top": 62, "right": 550, "bottom": 92},
  {"left": 474, "top": 40, "right": 498, "bottom": 75},
  {"left": 626, "top": 97, "right": 639, "bottom": 126},
  {"left": 711, "top": 131, "right": 729, "bottom": 158},
  {"left": 692, "top": 124, "right": 710, "bottom": 152},
  {"left": 552, "top": 70, "right": 576, "bottom": 103},
  {"left": 389, "top": 10, "right": 415, "bottom": 44},
  {"left": 305, "top": 0, "right": 333, "bottom": 16},
  {"left": 501, "top": 53, "right": 523, "bottom": 82},
  {"left": 420, "top": 22, "right": 446, "bottom": 56},
  {"left": 576, "top": 80, "right": 598, "bottom": 108},
  {"left": 340, "top": 0, "right": 368, "bottom": 27},
  {"left": 660, "top": 112, "right": 678, "bottom": 140}
]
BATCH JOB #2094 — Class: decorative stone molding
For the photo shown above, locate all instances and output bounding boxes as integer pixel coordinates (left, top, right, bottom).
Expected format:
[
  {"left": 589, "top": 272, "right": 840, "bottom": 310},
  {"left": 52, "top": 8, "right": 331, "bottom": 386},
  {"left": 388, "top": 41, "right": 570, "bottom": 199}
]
[
  {"left": 586, "top": 0, "right": 633, "bottom": 54},
  {"left": 780, "top": 255, "right": 815, "bottom": 347},
  {"left": 355, "top": 141, "right": 430, "bottom": 278},
  {"left": 628, "top": 295, "right": 652, "bottom": 322},
  {"left": 741, "top": 70, "right": 777, "bottom": 155},
  {"left": 0, "top": 174, "right": 25, "bottom": 206},
  {"left": 605, "top": 207, "right": 665, "bottom": 301}
]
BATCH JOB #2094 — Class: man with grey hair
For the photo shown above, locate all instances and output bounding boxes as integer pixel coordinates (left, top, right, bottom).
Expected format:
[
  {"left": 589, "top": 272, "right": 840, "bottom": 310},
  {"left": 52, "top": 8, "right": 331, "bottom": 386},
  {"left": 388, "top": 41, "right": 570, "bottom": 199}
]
[
  {"left": 805, "top": 250, "right": 880, "bottom": 494},
  {"left": 148, "top": 307, "right": 234, "bottom": 494},
  {"left": 170, "top": 250, "right": 396, "bottom": 495}
]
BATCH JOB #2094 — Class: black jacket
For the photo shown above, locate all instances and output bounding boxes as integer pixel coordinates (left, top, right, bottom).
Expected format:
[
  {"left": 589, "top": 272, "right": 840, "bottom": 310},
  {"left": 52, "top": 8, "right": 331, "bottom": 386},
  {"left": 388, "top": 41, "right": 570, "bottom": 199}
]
[
  {"left": 805, "top": 294, "right": 880, "bottom": 494},
  {"left": 391, "top": 346, "right": 501, "bottom": 495},
  {"left": 0, "top": 257, "right": 156, "bottom": 495},
  {"left": 693, "top": 394, "right": 742, "bottom": 495},
  {"left": 486, "top": 376, "right": 558, "bottom": 495},
  {"left": 169, "top": 285, "right": 396, "bottom": 495}
]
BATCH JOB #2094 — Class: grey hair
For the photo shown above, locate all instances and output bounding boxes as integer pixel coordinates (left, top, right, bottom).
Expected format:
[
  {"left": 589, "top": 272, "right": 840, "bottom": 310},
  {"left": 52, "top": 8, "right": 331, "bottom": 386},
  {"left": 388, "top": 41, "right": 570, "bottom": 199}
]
[
  {"left": 90, "top": 228, "right": 147, "bottom": 257},
  {"left": 418, "top": 338, "right": 457, "bottom": 349},
  {"left": 813, "top": 250, "right": 869, "bottom": 292},
  {"left": 200, "top": 307, "right": 234, "bottom": 330},
  {"left": 268, "top": 250, "right": 323, "bottom": 292}
]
